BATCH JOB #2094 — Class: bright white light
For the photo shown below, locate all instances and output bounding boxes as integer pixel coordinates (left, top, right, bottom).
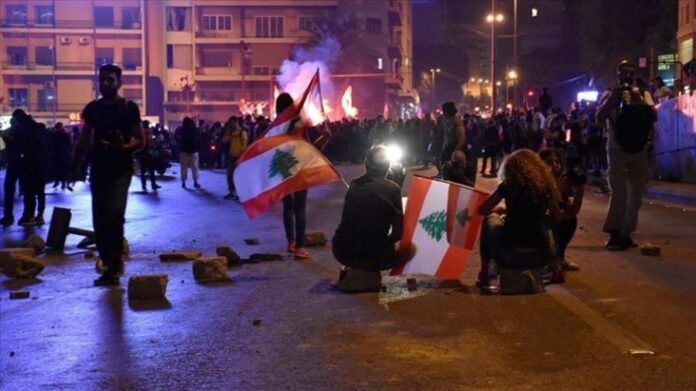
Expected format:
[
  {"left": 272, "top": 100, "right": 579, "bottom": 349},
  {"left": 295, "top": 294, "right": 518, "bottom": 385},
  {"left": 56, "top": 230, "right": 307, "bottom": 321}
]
[
  {"left": 496, "top": 81, "right": 502, "bottom": 86},
  {"left": 577, "top": 91, "right": 599, "bottom": 102},
  {"left": 508, "top": 70, "right": 518, "bottom": 79},
  {"left": 385, "top": 144, "right": 404, "bottom": 163},
  {"left": 532, "top": 8, "right": 538, "bottom": 17},
  {"left": 378, "top": 57, "right": 383, "bottom": 70}
]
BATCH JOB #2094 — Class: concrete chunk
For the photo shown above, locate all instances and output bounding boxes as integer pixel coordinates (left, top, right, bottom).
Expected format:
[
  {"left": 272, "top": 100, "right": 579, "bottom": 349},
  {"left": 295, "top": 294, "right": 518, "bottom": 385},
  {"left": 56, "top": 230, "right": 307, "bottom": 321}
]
[
  {"left": 193, "top": 257, "right": 229, "bottom": 283},
  {"left": 128, "top": 275, "right": 168, "bottom": 300},
  {"left": 2, "top": 254, "right": 45, "bottom": 279},
  {"left": 10, "top": 291, "right": 30, "bottom": 299},
  {"left": 216, "top": 246, "right": 241, "bottom": 267},
  {"left": 304, "top": 231, "right": 328, "bottom": 247},
  {"left": 640, "top": 242, "right": 661, "bottom": 256},
  {"left": 22, "top": 234, "right": 46, "bottom": 253},
  {"left": 0, "top": 248, "right": 36, "bottom": 265},
  {"left": 159, "top": 251, "right": 202, "bottom": 262},
  {"left": 499, "top": 268, "right": 545, "bottom": 295}
]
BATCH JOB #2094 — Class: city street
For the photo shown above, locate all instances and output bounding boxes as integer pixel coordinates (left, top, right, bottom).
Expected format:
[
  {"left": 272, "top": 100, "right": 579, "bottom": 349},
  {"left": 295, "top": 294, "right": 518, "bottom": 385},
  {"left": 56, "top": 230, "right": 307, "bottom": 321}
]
[{"left": 1, "top": 164, "right": 696, "bottom": 390}]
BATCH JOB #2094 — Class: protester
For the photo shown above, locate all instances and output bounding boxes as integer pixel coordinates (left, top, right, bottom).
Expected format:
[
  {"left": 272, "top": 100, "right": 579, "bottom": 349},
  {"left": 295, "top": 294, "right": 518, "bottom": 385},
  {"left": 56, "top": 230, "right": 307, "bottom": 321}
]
[
  {"left": 49, "top": 122, "right": 73, "bottom": 191},
  {"left": 0, "top": 109, "right": 30, "bottom": 226},
  {"left": 540, "top": 149, "right": 584, "bottom": 271},
  {"left": 439, "top": 102, "right": 465, "bottom": 175},
  {"left": 442, "top": 150, "right": 473, "bottom": 187},
  {"left": 539, "top": 86, "right": 553, "bottom": 114},
  {"left": 179, "top": 116, "right": 202, "bottom": 189},
  {"left": 223, "top": 117, "right": 248, "bottom": 201},
  {"left": 275, "top": 93, "right": 311, "bottom": 259},
  {"left": 332, "top": 146, "right": 403, "bottom": 290},
  {"left": 71, "top": 64, "right": 145, "bottom": 286},
  {"left": 596, "top": 60, "right": 656, "bottom": 251},
  {"left": 19, "top": 121, "right": 49, "bottom": 226},
  {"left": 136, "top": 120, "right": 161, "bottom": 192},
  {"left": 477, "top": 149, "right": 563, "bottom": 292}
]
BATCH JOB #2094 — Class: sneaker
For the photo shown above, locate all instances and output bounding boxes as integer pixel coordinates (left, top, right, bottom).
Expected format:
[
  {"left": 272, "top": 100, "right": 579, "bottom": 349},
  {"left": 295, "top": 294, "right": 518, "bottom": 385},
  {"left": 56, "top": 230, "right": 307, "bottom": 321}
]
[
  {"left": 34, "top": 215, "right": 45, "bottom": 226},
  {"left": 94, "top": 272, "right": 120, "bottom": 287},
  {"left": 194, "top": 182, "right": 202, "bottom": 189},
  {"left": 17, "top": 216, "right": 37, "bottom": 226},
  {"left": 0, "top": 216, "right": 14, "bottom": 226},
  {"left": 294, "top": 248, "right": 310, "bottom": 259},
  {"left": 152, "top": 184, "right": 161, "bottom": 190},
  {"left": 287, "top": 241, "right": 296, "bottom": 253},
  {"left": 606, "top": 236, "right": 627, "bottom": 251},
  {"left": 561, "top": 259, "right": 580, "bottom": 271}
]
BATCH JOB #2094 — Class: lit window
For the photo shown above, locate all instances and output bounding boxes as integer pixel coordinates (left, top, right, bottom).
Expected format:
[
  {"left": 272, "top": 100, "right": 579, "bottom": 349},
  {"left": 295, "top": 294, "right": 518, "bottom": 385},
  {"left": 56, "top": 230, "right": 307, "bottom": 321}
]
[
  {"left": 378, "top": 57, "right": 383, "bottom": 70},
  {"left": 531, "top": 8, "right": 538, "bottom": 17}
]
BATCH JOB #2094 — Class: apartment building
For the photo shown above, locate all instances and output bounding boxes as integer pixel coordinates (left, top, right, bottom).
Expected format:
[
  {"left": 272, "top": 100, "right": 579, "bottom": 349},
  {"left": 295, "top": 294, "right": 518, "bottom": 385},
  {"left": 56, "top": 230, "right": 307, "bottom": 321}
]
[
  {"left": 1, "top": 0, "right": 415, "bottom": 126},
  {"left": 0, "top": 0, "right": 147, "bottom": 125}
]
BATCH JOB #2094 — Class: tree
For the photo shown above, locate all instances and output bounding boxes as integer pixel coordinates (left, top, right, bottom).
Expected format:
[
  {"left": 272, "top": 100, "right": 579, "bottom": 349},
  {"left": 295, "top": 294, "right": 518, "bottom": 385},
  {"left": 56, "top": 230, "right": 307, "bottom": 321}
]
[
  {"left": 268, "top": 149, "right": 299, "bottom": 179},
  {"left": 419, "top": 210, "right": 447, "bottom": 242}
]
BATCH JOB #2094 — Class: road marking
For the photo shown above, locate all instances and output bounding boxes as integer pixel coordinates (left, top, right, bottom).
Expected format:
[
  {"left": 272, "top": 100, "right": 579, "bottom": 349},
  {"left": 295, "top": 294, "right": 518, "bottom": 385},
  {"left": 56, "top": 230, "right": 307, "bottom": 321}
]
[{"left": 546, "top": 285, "right": 654, "bottom": 354}]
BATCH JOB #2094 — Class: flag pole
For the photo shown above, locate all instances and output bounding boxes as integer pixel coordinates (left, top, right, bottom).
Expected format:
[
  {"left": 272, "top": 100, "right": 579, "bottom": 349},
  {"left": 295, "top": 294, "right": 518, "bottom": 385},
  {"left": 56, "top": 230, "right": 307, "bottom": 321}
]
[{"left": 316, "top": 68, "right": 328, "bottom": 122}]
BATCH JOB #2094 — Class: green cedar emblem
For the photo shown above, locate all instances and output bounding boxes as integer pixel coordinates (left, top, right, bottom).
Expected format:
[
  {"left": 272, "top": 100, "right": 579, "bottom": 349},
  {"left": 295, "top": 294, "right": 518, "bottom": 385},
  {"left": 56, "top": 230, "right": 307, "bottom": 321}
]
[
  {"left": 456, "top": 208, "right": 470, "bottom": 226},
  {"left": 419, "top": 210, "right": 447, "bottom": 241},
  {"left": 268, "top": 149, "right": 299, "bottom": 179}
]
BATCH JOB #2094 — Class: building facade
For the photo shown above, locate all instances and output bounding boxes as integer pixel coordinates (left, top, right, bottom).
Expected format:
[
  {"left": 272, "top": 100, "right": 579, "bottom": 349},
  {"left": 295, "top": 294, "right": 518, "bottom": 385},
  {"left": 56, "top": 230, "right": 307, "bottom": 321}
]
[
  {"left": 0, "top": 0, "right": 147, "bottom": 124},
  {"left": 678, "top": 0, "right": 696, "bottom": 89},
  {"left": 0, "top": 0, "right": 415, "bottom": 127}
]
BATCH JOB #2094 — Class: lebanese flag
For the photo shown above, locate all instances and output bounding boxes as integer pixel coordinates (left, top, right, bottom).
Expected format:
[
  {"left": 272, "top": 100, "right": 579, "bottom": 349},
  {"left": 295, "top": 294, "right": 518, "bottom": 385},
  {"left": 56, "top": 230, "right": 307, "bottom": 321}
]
[
  {"left": 233, "top": 134, "right": 340, "bottom": 218},
  {"left": 260, "top": 69, "right": 321, "bottom": 138},
  {"left": 391, "top": 176, "right": 489, "bottom": 280}
]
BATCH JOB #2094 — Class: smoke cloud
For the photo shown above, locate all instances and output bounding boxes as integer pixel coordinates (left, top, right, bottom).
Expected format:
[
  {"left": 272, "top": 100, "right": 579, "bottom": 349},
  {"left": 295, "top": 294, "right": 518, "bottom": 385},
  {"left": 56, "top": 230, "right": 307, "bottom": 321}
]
[{"left": 276, "top": 37, "right": 341, "bottom": 105}]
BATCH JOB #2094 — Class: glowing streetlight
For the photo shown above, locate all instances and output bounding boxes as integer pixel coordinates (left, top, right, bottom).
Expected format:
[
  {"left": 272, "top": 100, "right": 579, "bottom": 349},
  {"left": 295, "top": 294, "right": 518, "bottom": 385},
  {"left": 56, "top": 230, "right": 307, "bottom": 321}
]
[
  {"left": 430, "top": 68, "right": 441, "bottom": 109},
  {"left": 486, "top": 13, "right": 504, "bottom": 23},
  {"left": 508, "top": 70, "right": 518, "bottom": 80},
  {"left": 496, "top": 81, "right": 502, "bottom": 86}
]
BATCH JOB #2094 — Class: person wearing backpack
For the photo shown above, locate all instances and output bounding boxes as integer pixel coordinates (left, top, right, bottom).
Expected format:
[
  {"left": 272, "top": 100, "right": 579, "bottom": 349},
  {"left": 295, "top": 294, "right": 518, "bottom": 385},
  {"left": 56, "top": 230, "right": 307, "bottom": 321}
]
[{"left": 596, "top": 60, "right": 656, "bottom": 251}]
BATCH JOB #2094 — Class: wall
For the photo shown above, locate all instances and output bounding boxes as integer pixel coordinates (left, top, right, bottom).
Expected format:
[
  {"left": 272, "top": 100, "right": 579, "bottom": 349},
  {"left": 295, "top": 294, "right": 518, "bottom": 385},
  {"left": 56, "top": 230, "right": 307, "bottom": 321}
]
[{"left": 655, "top": 95, "right": 696, "bottom": 183}]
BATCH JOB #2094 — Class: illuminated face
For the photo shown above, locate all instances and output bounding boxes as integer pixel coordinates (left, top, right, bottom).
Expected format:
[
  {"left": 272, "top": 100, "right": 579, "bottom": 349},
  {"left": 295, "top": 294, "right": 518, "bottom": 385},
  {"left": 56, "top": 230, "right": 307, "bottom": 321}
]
[{"left": 99, "top": 71, "right": 121, "bottom": 99}]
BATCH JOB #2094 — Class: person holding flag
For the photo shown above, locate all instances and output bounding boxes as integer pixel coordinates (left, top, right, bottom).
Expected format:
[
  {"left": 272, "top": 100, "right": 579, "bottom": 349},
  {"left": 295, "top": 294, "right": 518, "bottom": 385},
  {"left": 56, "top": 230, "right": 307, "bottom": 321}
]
[{"left": 233, "top": 70, "right": 341, "bottom": 260}]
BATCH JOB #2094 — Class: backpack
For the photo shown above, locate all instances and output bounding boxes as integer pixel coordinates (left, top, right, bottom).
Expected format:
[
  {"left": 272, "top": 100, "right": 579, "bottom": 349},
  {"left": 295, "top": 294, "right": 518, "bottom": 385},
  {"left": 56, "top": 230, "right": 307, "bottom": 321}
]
[{"left": 613, "top": 98, "right": 656, "bottom": 153}]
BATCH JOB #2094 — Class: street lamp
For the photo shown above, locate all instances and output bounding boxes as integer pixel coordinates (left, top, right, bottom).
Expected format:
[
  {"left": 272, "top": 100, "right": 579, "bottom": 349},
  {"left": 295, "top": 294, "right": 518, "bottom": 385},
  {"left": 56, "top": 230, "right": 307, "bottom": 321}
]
[
  {"left": 430, "top": 67, "right": 441, "bottom": 110},
  {"left": 486, "top": 2, "right": 505, "bottom": 114},
  {"left": 507, "top": 70, "right": 518, "bottom": 107}
]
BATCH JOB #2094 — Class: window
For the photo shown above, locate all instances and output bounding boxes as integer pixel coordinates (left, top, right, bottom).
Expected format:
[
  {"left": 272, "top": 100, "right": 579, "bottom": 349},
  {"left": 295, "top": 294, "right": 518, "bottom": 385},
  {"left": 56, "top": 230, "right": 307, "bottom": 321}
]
[
  {"left": 122, "top": 48, "right": 142, "bottom": 70},
  {"left": 200, "top": 47, "right": 233, "bottom": 67},
  {"left": 35, "top": 47, "right": 54, "bottom": 66},
  {"left": 167, "top": 7, "right": 192, "bottom": 31},
  {"left": 298, "top": 16, "right": 315, "bottom": 32},
  {"left": 166, "top": 44, "right": 192, "bottom": 69},
  {"left": 7, "top": 47, "right": 27, "bottom": 66},
  {"left": 35, "top": 5, "right": 54, "bottom": 25},
  {"left": 9, "top": 89, "right": 28, "bottom": 108},
  {"left": 366, "top": 17, "right": 382, "bottom": 34},
  {"left": 201, "top": 15, "right": 232, "bottom": 31},
  {"left": 6, "top": 5, "right": 27, "bottom": 25},
  {"left": 95, "top": 47, "right": 114, "bottom": 67},
  {"left": 94, "top": 7, "right": 114, "bottom": 28},
  {"left": 255, "top": 16, "right": 283, "bottom": 38},
  {"left": 122, "top": 7, "right": 141, "bottom": 29},
  {"left": 37, "top": 88, "right": 54, "bottom": 112}
]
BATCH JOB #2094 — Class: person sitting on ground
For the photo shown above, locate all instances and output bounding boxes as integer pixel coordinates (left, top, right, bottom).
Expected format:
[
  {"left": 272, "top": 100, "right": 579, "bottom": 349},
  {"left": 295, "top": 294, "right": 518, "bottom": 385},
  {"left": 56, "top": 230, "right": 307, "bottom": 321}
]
[
  {"left": 332, "top": 146, "right": 403, "bottom": 291},
  {"left": 477, "top": 149, "right": 563, "bottom": 292},
  {"left": 540, "top": 149, "right": 585, "bottom": 272},
  {"left": 442, "top": 150, "right": 474, "bottom": 187}
]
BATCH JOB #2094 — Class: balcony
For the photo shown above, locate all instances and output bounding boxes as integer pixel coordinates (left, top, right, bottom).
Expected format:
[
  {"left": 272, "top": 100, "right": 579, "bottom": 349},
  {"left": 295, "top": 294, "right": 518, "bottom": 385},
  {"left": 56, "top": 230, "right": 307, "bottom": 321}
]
[
  {"left": 0, "top": 19, "right": 143, "bottom": 31},
  {"left": 1, "top": 61, "right": 143, "bottom": 75}
]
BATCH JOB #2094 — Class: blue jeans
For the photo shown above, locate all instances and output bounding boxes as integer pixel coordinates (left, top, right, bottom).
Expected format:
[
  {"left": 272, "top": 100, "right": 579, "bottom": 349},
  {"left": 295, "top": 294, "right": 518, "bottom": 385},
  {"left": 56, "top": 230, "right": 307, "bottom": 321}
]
[{"left": 91, "top": 172, "right": 131, "bottom": 270}]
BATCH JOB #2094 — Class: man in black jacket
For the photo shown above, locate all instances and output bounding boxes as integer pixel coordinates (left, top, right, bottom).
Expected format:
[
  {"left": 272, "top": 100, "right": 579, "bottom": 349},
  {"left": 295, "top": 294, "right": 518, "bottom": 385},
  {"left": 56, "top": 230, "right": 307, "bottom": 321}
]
[
  {"left": 0, "top": 109, "right": 30, "bottom": 226},
  {"left": 332, "top": 146, "right": 403, "bottom": 291}
]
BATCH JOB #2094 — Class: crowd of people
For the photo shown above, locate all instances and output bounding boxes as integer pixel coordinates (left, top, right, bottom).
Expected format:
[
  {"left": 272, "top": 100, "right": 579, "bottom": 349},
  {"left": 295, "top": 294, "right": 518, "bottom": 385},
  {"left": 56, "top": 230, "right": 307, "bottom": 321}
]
[{"left": 1, "top": 60, "right": 659, "bottom": 291}]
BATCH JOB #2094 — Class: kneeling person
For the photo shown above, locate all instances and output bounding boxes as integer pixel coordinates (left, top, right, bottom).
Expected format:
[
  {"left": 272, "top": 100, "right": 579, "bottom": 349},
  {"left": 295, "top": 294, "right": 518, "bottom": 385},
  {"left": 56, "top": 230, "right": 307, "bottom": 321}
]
[{"left": 332, "top": 146, "right": 403, "bottom": 292}]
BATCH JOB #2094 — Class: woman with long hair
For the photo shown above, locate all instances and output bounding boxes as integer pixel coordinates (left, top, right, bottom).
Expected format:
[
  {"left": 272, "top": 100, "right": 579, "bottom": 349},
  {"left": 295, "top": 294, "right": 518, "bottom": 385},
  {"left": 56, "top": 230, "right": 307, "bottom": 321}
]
[{"left": 477, "top": 149, "right": 563, "bottom": 292}]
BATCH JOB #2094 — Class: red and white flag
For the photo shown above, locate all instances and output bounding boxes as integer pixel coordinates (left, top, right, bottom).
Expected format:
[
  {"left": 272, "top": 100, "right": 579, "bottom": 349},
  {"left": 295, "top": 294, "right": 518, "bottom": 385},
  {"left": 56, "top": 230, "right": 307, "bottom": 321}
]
[
  {"left": 391, "top": 176, "right": 489, "bottom": 280},
  {"left": 233, "top": 135, "right": 340, "bottom": 218},
  {"left": 260, "top": 69, "right": 322, "bottom": 138}
]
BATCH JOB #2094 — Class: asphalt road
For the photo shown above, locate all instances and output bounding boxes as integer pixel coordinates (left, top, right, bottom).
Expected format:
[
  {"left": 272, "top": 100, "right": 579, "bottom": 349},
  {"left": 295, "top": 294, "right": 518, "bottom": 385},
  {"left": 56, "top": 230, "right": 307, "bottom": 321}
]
[{"left": 1, "top": 163, "right": 696, "bottom": 390}]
